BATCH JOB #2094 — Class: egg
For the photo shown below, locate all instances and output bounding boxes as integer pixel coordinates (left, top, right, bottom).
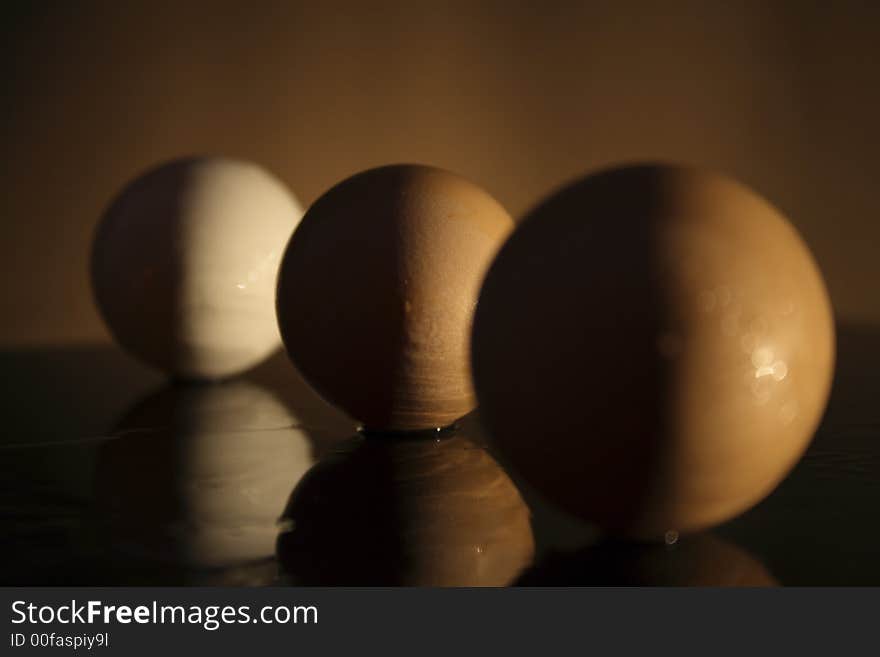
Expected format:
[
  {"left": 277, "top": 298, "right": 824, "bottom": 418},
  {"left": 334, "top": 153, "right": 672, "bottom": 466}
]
[
  {"left": 276, "top": 432, "right": 535, "bottom": 586},
  {"left": 472, "top": 163, "right": 835, "bottom": 540},
  {"left": 91, "top": 157, "right": 301, "bottom": 380},
  {"left": 276, "top": 164, "right": 514, "bottom": 430}
]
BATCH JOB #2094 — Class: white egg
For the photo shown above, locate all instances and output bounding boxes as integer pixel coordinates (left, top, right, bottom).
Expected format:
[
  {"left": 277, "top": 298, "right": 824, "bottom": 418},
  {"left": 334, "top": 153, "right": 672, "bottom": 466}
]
[{"left": 91, "top": 157, "right": 301, "bottom": 380}]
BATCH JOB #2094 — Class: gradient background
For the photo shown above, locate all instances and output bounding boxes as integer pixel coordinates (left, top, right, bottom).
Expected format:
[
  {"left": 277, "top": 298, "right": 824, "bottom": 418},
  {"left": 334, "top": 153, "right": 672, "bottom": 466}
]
[{"left": 2, "top": 0, "right": 877, "bottom": 346}]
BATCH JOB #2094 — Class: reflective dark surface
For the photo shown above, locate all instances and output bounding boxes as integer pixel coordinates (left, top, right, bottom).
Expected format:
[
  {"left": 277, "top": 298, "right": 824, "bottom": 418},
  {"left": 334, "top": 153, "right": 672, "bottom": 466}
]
[
  {"left": 517, "top": 534, "right": 778, "bottom": 587},
  {"left": 277, "top": 431, "right": 534, "bottom": 586},
  {"left": 2, "top": 324, "right": 879, "bottom": 585}
]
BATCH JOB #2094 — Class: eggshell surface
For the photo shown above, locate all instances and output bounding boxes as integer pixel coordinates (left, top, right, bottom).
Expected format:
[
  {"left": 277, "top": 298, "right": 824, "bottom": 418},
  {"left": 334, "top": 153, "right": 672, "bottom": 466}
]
[
  {"left": 92, "top": 157, "right": 301, "bottom": 379},
  {"left": 277, "top": 164, "right": 514, "bottom": 430},
  {"left": 472, "top": 164, "right": 835, "bottom": 539}
]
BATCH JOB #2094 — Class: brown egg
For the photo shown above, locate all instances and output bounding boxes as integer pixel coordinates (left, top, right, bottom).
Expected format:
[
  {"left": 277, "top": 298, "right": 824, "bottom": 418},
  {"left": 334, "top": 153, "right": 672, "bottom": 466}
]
[
  {"left": 472, "top": 164, "right": 835, "bottom": 540},
  {"left": 276, "top": 432, "right": 535, "bottom": 586},
  {"left": 276, "top": 164, "right": 514, "bottom": 430}
]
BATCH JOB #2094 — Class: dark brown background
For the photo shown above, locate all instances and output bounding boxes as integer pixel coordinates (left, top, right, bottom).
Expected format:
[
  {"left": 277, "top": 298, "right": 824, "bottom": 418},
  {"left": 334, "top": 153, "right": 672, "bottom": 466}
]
[{"left": 2, "top": 0, "right": 878, "bottom": 345}]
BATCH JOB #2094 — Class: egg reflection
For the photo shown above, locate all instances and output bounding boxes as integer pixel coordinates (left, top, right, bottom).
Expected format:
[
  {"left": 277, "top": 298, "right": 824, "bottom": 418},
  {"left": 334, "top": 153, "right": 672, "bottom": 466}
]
[
  {"left": 93, "top": 381, "right": 322, "bottom": 582},
  {"left": 277, "top": 431, "right": 535, "bottom": 586},
  {"left": 517, "top": 534, "right": 777, "bottom": 586}
]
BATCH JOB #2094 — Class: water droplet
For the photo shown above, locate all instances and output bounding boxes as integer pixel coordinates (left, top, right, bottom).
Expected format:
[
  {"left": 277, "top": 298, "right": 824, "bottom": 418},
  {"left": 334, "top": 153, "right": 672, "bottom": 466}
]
[{"left": 771, "top": 360, "right": 788, "bottom": 381}]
